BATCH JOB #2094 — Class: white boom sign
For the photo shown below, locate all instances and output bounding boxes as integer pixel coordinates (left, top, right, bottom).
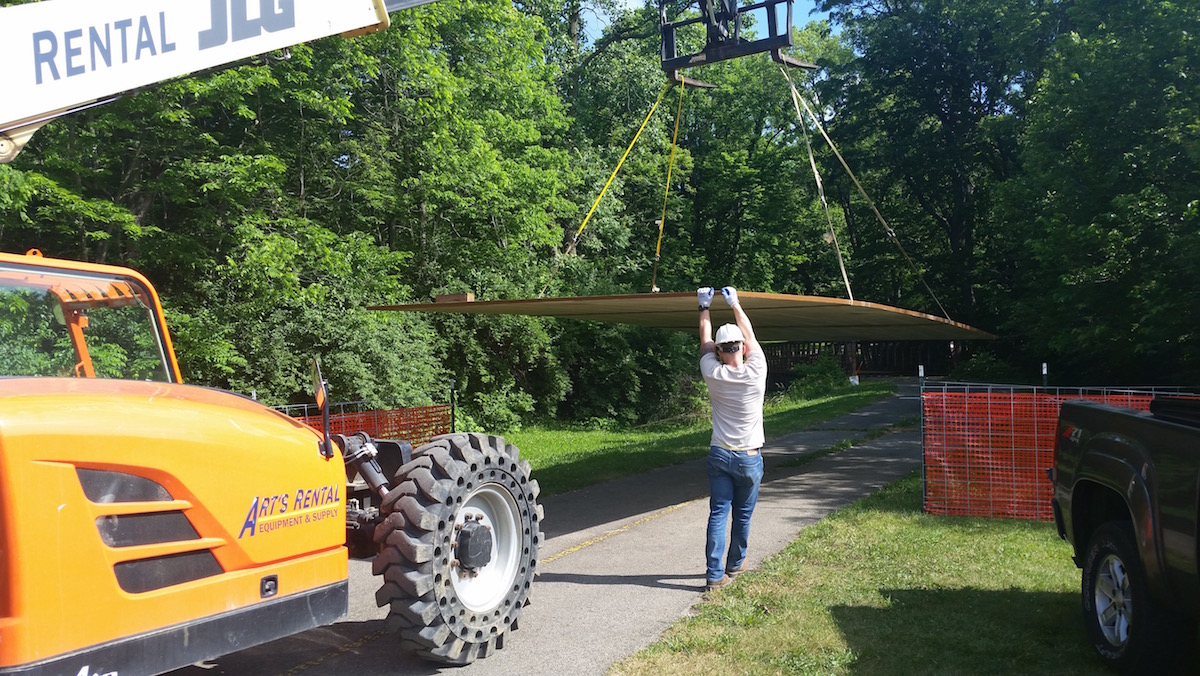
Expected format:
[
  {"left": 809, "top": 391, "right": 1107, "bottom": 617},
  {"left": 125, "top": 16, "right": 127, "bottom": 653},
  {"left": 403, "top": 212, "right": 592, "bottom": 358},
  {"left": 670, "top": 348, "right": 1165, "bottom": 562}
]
[{"left": 0, "top": 0, "right": 391, "bottom": 160}]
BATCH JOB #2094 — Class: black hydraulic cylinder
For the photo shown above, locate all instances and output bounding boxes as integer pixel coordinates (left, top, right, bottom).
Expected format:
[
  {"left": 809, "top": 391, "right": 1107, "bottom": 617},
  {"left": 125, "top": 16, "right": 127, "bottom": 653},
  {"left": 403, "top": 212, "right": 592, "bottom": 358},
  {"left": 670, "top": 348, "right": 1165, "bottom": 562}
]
[{"left": 335, "top": 432, "right": 391, "bottom": 499}]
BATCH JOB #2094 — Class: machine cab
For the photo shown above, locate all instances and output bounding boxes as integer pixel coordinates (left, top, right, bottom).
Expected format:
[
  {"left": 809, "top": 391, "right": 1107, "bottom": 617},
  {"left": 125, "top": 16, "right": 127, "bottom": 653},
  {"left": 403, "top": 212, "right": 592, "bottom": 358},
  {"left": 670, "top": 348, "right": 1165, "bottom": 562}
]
[{"left": 0, "top": 249, "right": 180, "bottom": 382}]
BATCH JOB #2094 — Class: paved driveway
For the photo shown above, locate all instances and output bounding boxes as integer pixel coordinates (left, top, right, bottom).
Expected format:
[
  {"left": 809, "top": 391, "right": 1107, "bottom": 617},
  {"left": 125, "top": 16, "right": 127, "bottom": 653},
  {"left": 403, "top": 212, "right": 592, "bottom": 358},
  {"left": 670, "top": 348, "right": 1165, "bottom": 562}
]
[{"left": 174, "top": 382, "right": 922, "bottom": 675}]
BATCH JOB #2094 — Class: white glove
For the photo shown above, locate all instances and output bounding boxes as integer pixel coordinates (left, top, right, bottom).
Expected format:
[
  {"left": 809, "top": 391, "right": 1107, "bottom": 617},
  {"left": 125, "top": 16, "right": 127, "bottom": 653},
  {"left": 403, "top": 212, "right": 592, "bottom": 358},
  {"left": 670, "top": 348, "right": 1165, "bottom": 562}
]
[
  {"left": 721, "top": 286, "right": 739, "bottom": 307},
  {"left": 697, "top": 287, "right": 715, "bottom": 311}
]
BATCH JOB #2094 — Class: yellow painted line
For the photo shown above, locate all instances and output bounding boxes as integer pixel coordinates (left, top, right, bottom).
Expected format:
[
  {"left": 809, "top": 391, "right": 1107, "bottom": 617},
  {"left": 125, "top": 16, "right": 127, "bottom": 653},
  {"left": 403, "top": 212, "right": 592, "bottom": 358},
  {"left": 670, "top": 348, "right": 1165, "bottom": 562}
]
[{"left": 540, "top": 499, "right": 697, "bottom": 566}]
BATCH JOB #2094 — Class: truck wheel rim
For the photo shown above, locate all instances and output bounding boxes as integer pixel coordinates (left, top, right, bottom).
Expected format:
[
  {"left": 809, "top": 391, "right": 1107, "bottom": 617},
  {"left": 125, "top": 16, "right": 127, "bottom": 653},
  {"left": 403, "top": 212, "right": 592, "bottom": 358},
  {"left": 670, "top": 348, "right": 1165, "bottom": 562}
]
[
  {"left": 452, "top": 483, "right": 521, "bottom": 612},
  {"left": 1094, "top": 552, "right": 1132, "bottom": 647}
]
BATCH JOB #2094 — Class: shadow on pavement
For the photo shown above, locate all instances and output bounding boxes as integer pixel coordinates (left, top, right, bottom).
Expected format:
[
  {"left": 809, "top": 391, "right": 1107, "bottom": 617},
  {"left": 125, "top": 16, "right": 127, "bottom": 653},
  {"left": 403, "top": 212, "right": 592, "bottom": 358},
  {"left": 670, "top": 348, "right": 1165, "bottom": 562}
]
[
  {"left": 535, "top": 571, "right": 703, "bottom": 592},
  {"left": 170, "top": 620, "right": 445, "bottom": 676}
]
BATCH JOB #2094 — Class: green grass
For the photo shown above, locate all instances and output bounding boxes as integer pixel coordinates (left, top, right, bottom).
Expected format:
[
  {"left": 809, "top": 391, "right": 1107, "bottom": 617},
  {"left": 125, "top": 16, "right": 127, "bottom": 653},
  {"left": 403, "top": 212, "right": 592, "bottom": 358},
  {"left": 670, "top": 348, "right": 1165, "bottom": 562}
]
[
  {"left": 506, "top": 379, "right": 1124, "bottom": 673},
  {"left": 507, "top": 380, "right": 895, "bottom": 496},
  {"left": 609, "top": 471, "right": 1112, "bottom": 676}
]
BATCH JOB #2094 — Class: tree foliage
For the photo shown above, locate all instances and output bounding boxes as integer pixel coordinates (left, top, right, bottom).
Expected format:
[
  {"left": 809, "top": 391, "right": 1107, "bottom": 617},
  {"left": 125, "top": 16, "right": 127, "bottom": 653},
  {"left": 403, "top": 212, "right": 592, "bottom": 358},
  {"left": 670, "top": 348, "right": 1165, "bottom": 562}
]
[
  {"left": 996, "top": 0, "right": 1200, "bottom": 383},
  {"left": 2, "top": 0, "right": 1198, "bottom": 432},
  {"left": 816, "top": 0, "right": 1054, "bottom": 322}
]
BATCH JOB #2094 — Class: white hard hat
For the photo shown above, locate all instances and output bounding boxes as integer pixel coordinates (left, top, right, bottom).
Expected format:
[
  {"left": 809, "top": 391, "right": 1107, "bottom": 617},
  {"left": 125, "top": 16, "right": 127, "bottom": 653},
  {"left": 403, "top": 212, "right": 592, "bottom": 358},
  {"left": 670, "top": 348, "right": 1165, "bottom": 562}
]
[{"left": 714, "top": 324, "right": 744, "bottom": 345}]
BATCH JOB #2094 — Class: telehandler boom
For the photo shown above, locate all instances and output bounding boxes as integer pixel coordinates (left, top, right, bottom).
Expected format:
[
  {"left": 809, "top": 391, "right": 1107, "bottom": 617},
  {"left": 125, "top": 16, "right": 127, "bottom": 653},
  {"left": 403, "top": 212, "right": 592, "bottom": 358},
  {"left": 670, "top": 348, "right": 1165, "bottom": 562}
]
[{"left": 0, "top": 0, "right": 433, "bottom": 162}]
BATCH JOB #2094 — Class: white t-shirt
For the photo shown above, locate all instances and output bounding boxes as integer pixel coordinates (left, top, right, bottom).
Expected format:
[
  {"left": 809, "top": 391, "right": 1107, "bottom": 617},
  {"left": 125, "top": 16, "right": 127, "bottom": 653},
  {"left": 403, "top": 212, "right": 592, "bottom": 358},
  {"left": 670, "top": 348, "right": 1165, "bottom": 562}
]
[{"left": 700, "top": 349, "right": 767, "bottom": 450}]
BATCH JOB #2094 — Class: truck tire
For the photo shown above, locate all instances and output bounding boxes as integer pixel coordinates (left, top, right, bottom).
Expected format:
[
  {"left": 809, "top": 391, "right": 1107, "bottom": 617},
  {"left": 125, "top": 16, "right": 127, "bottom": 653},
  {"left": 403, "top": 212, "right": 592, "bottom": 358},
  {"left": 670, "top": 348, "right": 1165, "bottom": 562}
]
[
  {"left": 372, "top": 432, "right": 542, "bottom": 664},
  {"left": 1081, "top": 521, "right": 1194, "bottom": 672}
]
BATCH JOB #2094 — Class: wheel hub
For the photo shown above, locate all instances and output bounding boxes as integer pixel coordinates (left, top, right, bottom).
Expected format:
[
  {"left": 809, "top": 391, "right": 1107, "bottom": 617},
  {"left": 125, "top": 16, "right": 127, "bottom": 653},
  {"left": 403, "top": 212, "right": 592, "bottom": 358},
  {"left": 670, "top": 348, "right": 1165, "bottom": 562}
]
[
  {"left": 455, "top": 517, "right": 494, "bottom": 570},
  {"left": 450, "top": 482, "right": 523, "bottom": 613}
]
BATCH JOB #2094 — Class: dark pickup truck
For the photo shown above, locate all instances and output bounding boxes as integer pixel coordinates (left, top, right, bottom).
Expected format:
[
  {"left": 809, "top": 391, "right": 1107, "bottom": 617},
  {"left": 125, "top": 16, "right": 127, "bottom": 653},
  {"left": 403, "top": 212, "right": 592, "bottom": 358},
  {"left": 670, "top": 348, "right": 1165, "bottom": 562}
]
[{"left": 1051, "top": 397, "right": 1200, "bottom": 672}]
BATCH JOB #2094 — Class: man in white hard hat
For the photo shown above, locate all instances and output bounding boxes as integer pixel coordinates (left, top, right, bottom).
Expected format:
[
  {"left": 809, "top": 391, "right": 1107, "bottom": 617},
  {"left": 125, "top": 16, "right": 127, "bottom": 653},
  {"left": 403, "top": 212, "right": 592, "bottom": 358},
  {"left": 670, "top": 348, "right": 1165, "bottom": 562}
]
[{"left": 697, "top": 285, "right": 767, "bottom": 590}]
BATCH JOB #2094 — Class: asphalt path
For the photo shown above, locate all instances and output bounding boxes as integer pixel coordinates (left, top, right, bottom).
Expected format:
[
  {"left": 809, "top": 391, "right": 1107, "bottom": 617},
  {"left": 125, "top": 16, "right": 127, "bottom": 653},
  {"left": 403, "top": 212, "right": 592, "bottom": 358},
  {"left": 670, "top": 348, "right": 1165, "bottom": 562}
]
[{"left": 174, "top": 380, "right": 922, "bottom": 676}]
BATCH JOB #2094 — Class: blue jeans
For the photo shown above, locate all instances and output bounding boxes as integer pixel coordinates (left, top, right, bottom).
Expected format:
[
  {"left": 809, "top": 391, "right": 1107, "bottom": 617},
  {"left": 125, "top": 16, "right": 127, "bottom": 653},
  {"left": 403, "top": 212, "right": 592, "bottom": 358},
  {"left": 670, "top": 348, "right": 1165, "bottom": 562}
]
[{"left": 706, "top": 445, "right": 764, "bottom": 582}]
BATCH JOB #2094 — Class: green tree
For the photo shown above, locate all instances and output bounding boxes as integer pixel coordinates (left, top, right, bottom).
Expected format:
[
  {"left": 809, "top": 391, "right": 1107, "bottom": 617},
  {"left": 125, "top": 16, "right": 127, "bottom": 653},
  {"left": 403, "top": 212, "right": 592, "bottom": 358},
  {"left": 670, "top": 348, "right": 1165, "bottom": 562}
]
[
  {"left": 817, "top": 0, "right": 1057, "bottom": 322},
  {"left": 329, "top": 0, "right": 579, "bottom": 424},
  {"left": 999, "top": 0, "right": 1200, "bottom": 383},
  {"left": 677, "top": 50, "right": 851, "bottom": 297},
  {"left": 2, "top": 1, "right": 582, "bottom": 424}
]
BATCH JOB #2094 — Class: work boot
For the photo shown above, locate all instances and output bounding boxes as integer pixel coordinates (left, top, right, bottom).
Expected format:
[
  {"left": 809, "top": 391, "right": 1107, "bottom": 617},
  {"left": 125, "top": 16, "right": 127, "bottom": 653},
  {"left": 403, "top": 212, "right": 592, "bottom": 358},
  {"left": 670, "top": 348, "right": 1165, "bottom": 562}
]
[
  {"left": 705, "top": 574, "right": 732, "bottom": 591},
  {"left": 726, "top": 561, "right": 748, "bottom": 576}
]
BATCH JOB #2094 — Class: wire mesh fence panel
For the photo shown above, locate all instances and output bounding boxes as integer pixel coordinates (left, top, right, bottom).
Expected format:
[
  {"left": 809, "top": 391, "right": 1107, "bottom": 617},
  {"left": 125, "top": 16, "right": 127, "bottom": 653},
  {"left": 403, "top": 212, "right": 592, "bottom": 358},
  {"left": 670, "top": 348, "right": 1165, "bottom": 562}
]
[
  {"left": 921, "top": 383, "right": 1172, "bottom": 520},
  {"left": 292, "top": 404, "right": 451, "bottom": 447}
]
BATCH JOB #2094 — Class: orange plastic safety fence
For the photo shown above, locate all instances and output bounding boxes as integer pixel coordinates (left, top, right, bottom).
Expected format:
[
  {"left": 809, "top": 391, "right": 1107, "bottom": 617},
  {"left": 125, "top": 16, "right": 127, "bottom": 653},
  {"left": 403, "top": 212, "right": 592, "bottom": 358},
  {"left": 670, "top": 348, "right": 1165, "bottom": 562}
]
[
  {"left": 921, "top": 387, "right": 1157, "bottom": 521},
  {"left": 294, "top": 404, "right": 451, "bottom": 448}
]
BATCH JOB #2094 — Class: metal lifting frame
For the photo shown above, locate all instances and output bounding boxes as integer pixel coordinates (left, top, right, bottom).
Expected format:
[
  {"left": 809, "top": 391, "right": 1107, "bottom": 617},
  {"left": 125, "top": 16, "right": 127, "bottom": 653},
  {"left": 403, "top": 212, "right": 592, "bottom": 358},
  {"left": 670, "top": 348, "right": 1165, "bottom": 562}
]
[{"left": 659, "top": 0, "right": 816, "bottom": 87}]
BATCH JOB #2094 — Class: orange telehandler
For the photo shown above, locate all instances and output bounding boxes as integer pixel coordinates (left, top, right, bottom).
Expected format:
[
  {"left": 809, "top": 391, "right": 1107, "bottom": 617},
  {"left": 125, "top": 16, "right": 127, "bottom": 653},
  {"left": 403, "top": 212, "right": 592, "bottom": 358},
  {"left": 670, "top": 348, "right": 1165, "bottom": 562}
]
[
  {"left": 0, "top": 252, "right": 544, "bottom": 674},
  {"left": 0, "top": 1, "right": 543, "bottom": 673}
]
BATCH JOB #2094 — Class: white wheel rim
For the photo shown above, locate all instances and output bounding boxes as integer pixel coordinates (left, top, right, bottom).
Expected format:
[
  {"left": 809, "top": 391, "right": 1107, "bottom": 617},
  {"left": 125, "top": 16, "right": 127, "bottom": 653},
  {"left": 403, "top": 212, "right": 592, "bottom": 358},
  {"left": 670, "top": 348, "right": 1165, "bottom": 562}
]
[
  {"left": 453, "top": 482, "right": 522, "bottom": 612},
  {"left": 1094, "top": 553, "right": 1132, "bottom": 647}
]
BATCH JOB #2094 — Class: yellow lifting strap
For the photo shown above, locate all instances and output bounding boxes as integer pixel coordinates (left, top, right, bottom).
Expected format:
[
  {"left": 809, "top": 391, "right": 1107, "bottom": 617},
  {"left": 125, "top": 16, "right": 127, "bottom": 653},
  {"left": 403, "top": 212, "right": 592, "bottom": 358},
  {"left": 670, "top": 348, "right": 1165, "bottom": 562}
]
[
  {"left": 781, "top": 68, "right": 853, "bottom": 302},
  {"left": 650, "top": 84, "right": 685, "bottom": 293},
  {"left": 541, "top": 86, "right": 669, "bottom": 297},
  {"left": 565, "top": 85, "right": 669, "bottom": 257},
  {"left": 779, "top": 67, "right": 952, "bottom": 321}
]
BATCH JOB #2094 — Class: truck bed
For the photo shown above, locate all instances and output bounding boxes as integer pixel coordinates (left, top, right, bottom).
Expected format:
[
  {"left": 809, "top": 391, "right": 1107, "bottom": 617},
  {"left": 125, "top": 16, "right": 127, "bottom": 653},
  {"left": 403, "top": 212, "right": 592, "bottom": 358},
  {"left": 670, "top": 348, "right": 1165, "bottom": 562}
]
[{"left": 1150, "top": 395, "right": 1200, "bottom": 428}]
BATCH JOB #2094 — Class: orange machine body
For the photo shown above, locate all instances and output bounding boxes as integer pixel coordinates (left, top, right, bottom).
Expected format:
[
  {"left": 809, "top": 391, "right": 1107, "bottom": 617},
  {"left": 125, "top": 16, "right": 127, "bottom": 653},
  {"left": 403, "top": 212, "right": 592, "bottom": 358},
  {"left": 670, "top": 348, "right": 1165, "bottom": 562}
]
[{"left": 0, "top": 251, "right": 349, "bottom": 675}]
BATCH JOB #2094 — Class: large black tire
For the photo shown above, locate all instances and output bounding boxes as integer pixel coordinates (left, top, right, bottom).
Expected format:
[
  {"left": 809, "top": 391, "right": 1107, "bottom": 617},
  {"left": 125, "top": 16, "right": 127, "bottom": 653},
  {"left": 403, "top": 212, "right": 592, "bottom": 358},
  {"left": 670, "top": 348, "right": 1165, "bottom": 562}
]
[
  {"left": 1081, "top": 521, "right": 1195, "bottom": 673},
  {"left": 372, "top": 432, "right": 543, "bottom": 664}
]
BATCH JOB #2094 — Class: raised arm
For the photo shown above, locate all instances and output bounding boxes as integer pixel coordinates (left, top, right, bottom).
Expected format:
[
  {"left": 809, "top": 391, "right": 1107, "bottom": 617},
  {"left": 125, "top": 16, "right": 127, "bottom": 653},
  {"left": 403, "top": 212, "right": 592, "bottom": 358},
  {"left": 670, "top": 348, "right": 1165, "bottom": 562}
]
[
  {"left": 698, "top": 287, "right": 715, "bottom": 354},
  {"left": 722, "top": 287, "right": 760, "bottom": 354}
]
